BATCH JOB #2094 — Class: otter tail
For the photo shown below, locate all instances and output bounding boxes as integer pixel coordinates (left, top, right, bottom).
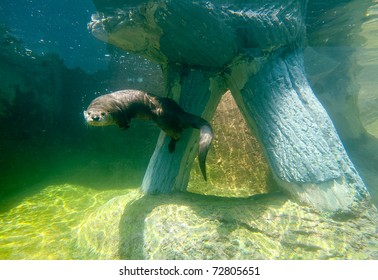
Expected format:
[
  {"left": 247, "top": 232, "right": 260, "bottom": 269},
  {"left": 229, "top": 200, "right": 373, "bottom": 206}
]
[
  {"left": 198, "top": 123, "right": 213, "bottom": 181},
  {"left": 184, "top": 113, "right": 214, "bottom": 181}
]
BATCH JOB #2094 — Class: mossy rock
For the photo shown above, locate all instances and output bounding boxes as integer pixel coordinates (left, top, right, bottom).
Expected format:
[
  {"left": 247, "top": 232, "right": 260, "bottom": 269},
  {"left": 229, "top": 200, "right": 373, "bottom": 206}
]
[{"left": 77, "top": 190, "right": 378, "bottom": 260}]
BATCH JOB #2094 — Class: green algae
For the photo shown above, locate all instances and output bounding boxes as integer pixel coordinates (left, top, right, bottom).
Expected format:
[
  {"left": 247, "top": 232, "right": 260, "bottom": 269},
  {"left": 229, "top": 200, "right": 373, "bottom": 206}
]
[
  {"left": 1, "top": 185, "right": 377, "bottom": 260},
  {"left": 0, "top": 184, "right": 129, "bottom": 259}
]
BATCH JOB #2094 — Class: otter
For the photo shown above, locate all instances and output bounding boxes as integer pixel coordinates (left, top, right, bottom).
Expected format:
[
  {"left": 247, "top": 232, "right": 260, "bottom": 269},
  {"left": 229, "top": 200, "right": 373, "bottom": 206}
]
[{"left": 84, "top": 89, "right": 213, "bottom": 181}]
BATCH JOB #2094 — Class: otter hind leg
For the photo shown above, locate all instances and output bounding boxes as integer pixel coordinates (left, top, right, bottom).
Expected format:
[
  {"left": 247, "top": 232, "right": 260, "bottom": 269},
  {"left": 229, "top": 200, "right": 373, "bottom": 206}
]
[
  {"left": 168, "top": 138, "right": 177, "bottom": 153},
  {"left": 159, "top": 123, "right": 181, "bottom": 153}
]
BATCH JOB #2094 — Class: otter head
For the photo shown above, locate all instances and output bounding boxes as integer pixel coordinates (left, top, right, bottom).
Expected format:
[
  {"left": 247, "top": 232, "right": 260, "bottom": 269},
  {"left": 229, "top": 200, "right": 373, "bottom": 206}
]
[{"left": 83, "top": 109, "right": 114, "bottom": 126}]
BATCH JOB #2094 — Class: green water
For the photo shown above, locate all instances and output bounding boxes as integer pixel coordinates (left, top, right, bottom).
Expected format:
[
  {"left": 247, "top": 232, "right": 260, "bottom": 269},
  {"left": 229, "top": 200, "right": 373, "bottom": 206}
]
[{"left": 0, "top": 184, "right": 129, "bottom": 259}]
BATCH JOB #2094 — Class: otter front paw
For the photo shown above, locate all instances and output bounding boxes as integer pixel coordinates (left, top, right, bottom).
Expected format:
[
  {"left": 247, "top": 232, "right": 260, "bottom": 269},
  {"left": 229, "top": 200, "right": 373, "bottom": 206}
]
[{"left": 118, "top": 122, "right": 130, "bottom": 129}]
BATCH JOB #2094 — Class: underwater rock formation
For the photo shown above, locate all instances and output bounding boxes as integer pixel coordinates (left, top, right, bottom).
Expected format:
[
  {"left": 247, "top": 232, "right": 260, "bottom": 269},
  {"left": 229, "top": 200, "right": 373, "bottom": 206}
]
[
  {"left": 77, "top": 189, "right": 378, "bottom": 260},
  {"left": 88, "top": 0, "right": 375, "bottom": 214}
]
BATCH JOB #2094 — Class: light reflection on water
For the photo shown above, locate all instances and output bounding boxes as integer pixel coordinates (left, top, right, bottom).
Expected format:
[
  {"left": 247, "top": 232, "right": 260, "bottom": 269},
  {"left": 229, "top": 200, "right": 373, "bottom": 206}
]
[{"left": 0, "top": 184, "right": 129, "bottom": 259}]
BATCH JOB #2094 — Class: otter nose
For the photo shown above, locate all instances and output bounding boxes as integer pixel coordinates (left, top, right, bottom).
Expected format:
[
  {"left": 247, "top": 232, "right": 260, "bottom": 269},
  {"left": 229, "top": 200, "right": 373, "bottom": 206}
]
[{"left": 92, "top": 115, "right": 100, "bottom": 121}]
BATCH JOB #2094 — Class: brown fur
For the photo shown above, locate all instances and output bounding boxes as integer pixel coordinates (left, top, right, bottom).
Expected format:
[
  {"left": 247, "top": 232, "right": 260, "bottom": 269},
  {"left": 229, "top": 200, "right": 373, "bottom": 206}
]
[{"left": 84, "top": 89, "right": 213, "bottom": 180}]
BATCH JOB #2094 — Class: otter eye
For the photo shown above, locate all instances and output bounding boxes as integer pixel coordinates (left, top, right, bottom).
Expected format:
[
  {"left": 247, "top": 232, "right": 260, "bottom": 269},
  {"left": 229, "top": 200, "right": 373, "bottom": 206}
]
[
  {"left": 87, "top": 111, "right": 91, "bottom": 115},
  {"left": 101, "top": 112, "right": 106, "bottom": 116}
]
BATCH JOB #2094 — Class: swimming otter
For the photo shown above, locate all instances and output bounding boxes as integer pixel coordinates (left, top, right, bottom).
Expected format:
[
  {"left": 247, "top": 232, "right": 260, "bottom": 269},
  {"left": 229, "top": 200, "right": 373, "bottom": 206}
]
[{"left": 84, "top": 89, "right": 213, "bottom": 181}]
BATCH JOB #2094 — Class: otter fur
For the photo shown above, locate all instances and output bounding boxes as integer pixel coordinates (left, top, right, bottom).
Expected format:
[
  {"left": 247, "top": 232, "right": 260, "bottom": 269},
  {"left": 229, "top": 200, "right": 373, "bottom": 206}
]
[{"left": 84, "top": 89, "right": 213, "bottom": 181}]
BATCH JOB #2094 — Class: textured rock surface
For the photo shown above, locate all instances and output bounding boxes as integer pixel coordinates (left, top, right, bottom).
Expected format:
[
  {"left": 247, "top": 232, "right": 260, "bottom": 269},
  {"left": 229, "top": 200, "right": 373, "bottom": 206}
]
[
  {"left": 229, "top": 51, "right": 370, "bottom": 213},
  {"left": 77, "top": 190, "right": 378, "bottom": 260}
]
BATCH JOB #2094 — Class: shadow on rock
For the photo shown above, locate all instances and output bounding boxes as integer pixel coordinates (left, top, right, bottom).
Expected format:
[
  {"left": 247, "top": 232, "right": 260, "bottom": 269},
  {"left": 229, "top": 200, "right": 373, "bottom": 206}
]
[
  {"left": 118, "top": 192, "right": 286, "bottom": 259},
  {"left": 75, "top": 189, "right": 378, "bottom": 260}
]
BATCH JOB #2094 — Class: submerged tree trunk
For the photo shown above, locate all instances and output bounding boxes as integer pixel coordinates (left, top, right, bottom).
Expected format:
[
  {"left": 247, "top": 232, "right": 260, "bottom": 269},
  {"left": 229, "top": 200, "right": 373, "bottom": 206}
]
[
  {"left": 142, "top": 65, "right": 225, "bottom": 193},
  {"left": 229, "top": 50, "right": 370, "bottom": 213}
]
